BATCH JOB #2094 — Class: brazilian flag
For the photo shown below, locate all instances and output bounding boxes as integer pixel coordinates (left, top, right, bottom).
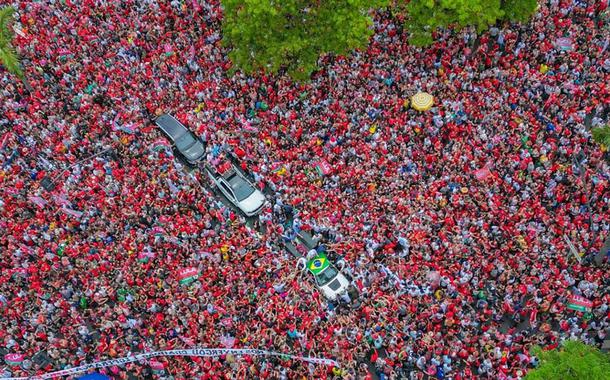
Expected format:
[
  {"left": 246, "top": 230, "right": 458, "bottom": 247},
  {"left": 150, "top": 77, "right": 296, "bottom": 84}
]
[{"left": 307, "top": 253, "right": 330, "bottom": 275}]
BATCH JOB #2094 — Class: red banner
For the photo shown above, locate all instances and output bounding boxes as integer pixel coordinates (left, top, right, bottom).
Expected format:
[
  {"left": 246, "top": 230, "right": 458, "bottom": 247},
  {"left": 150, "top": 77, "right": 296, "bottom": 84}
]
[
  {"left": 315, "top": 160, "right": 332, "bottom": 176},
  {"left": 569, "top": 295, "right": 593, "bottom": 309},
  {"left": 177, "top": 267, "right": 198, "bottom": 281}
]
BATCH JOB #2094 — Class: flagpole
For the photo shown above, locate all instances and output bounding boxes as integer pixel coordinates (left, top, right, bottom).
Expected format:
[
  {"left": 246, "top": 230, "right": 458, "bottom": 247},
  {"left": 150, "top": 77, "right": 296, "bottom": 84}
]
[{"left": 50, "top": 146, "right": 114, "bottom": 185}]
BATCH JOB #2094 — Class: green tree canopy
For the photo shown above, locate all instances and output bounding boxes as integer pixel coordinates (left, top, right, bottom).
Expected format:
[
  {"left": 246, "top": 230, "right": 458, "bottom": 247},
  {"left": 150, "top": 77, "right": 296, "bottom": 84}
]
[
  {"left": 592, "top": 125, "right": 610, "bottom": 148},
  {"left": 221, "top": 0, "right": 387, "bottom": 81},
  {"left": 0, "top": 5, "right": 23, "bottom": 79},
  {"left": 396, "top": 0, "right": 537, "bottom": 46},
  {"left": 501, "top": 0, "right": 539, "bottom": 23},
  {"left": 525, "top": 340, "right": 610, "bottom": 380}
]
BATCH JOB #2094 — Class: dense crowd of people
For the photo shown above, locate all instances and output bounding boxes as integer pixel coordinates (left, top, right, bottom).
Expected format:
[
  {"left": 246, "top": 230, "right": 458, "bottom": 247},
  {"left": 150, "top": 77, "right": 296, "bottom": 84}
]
[{"left": 1, "top": 0, "right": 609, "bottom": 379}]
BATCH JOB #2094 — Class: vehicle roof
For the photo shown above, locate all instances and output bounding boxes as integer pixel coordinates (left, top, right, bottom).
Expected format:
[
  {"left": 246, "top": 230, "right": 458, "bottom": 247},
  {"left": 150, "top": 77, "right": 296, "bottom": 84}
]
[
  {"left": 155, "top": 114, "right": 187, "bottom": 139},
  {"left": 222, "top": 167, "right": 237, "bottom": 180},
  {"left": 227, "top": 173, "right": 244, "bottom": 189},
  {"left": 310, "top": 251, "right": 326, "bottom": 259}
]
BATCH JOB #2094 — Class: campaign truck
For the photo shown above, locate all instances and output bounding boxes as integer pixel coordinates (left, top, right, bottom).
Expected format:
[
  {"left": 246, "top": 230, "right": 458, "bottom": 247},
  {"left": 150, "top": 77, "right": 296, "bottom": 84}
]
[{"left": 302, "top": 252, "right": 351, "bottom": 302}]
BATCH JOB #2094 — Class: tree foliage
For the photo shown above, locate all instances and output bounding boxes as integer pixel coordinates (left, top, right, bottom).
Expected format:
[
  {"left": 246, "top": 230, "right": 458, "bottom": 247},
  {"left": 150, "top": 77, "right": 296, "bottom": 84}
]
[
  {"left": 525, "top": 340, "right": 610, "bottom": 380},
  {"left": 592, "top": 125, "right": 610, "bottom": 148},
  {"left": 221, "top": 0, "right": 387, "bottom": 81},
  {"left": 396, "top": 0, "right": 537, "bottom": 46},
  {"left": 0, "top": 5, "right": 23, "bottom": 79},
  {"left": 501, "top": 0, "right": 539, "bottom": 23},
  {"left": 0, "top": 5, "right": 16, "bottom": 41}
]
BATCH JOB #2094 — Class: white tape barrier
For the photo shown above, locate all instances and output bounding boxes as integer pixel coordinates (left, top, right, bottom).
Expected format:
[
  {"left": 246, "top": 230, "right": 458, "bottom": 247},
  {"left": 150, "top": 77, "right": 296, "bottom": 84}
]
[{"left": 1, "top": 348, "right": 338, "bottom": 379}]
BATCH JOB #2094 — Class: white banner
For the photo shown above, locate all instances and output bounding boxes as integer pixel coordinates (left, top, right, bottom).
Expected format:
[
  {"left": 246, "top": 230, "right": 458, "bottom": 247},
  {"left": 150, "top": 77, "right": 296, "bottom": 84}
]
[{"left": 1, "top": 348, "right": 338, "bottom": 379}]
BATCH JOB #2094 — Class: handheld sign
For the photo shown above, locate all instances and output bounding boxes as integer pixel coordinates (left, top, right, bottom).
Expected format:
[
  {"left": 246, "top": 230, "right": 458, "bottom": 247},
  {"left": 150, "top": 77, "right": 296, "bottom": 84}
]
[
  {"left": 555, "top": 37, "right": 573, "bottom": 51},
  {"left": 5, "top": 353, "right": 24, "bottom": 366},
  {"left": 149, "top": 360, "right": 165, "bottom": 374},
  {"left": 177, "top": 267, "right": 199, "bottom": 285},
  {"left": 567, "top": 295, "right": 593, "bottom": 313},
  {"left": 314, "top": 160, "right": 332, "bottom": 176}
]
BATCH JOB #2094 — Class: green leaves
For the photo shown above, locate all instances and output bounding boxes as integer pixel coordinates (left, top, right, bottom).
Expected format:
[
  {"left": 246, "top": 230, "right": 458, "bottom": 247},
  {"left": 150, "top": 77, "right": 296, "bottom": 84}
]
[
  {"left": 396, "top": 0, "right": 536, "bottom": 46},
  {"left": 502, "top": 0, "right": 538, "bottom": 23},
  {"left": 221, "top": 0, "right": 388, "bottom": 81},
  {"left": 525, "top": 340, "right": 610, "bottom": 380},
  {"left": 592, "top": 125, "right": 610, "bottom": 148},
  {"left": 221, "top": 0, "right": 538, "bottom": 75},
  {"left": 0, "top": 44, "right": 21, "bottom": 78},
  {"left": 0, "top": 5, "right": 16, "bottom": 42},
  {"left": 0, "top": 5, "right": 23, "bottom": 79}
]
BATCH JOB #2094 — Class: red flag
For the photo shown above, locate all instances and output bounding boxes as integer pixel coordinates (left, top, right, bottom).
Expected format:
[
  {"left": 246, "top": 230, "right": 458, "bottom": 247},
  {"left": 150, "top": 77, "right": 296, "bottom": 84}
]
[
  {"left": 0, "top": 132, "right": 12, "bottom": 149},
  {"left": 530, "top": 308, "right": 538, "bottom": 324},
  {"left": 370, "top": 350, "right": 378, "bottom": 363},
  {"left": 503, "top": 299, "right": 514, "bottom": 314},
  {"left": 474, "top": 166, "right": 491, "bottom": 181},
  {"left": 314, "top": 160, "right": 332, "bottom": 176}
]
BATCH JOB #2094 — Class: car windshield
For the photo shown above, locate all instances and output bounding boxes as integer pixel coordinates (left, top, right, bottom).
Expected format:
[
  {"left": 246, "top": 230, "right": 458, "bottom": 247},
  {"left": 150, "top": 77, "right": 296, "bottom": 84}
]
[
  {"left": 314, "top": 265, "right": 338, "bottom": 286},
  {"left": 232, "top": 181, "right": 256, "bottom": 201},
  {"left": 175, "top": 133, "right": 197, "bottom": 151}
]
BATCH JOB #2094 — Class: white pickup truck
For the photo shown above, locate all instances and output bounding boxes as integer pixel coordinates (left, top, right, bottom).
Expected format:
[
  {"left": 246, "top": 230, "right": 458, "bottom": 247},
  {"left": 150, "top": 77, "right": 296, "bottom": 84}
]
[
  {"left": 299, "top": 251, "right": 351, "bottom": 301},
  {"left": 204, "top": 163, "right": 266, "bottom": 216}
]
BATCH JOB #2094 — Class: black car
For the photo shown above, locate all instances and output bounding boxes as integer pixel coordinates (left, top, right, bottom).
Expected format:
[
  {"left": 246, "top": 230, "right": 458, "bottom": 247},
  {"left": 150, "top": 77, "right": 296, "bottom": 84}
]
[{"left": 154, "top": 114, "right": 206, "bottom": 165}]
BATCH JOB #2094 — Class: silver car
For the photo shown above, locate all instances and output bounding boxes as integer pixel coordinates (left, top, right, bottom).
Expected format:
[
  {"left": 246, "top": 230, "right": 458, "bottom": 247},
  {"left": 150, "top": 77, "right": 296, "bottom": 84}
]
[
  {"left": 205, "top": 164, "right": 266, "bottom": 216},
  {"left": 154, "top": 114, "right": 205, "bottom": 165}
]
